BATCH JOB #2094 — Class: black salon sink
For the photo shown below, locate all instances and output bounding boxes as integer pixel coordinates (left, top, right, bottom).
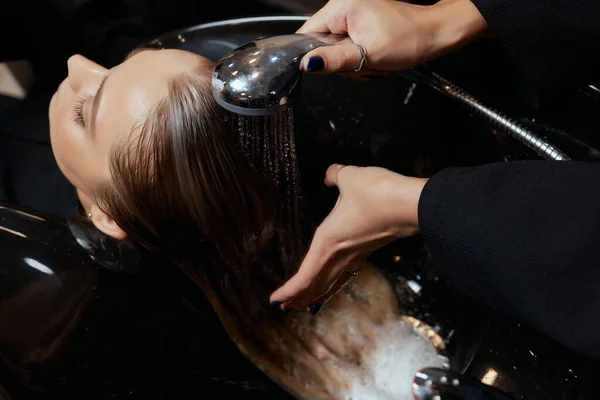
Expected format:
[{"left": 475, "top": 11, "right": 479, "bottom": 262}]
[{"left": 1, "top": 16, "right": 599, "bottom": 400}]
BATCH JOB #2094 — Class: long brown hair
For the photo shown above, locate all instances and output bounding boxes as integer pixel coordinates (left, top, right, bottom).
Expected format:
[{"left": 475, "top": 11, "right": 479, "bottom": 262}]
[{"left": 92, "top": 64, "right": 335, "bottom": 398}]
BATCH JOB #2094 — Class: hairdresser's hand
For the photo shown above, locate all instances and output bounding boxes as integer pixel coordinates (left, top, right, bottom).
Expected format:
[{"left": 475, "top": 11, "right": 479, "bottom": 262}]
[
  {"left": 298, "top": 0, "right": 488, "bottom": 74},
  {"left": 270, "top": 164, "right": 427, "bottom": 310}
]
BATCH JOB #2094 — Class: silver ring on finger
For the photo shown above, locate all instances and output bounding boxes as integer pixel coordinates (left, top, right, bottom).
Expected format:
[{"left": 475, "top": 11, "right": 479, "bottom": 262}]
[{"left": 354, "top": 44, "right": 368, "bottom": 72}]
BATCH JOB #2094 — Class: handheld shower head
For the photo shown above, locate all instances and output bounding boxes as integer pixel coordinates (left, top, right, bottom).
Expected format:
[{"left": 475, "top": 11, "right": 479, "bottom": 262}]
[{"left": 212, "top": 33, "right": 346, "bottom": 117}]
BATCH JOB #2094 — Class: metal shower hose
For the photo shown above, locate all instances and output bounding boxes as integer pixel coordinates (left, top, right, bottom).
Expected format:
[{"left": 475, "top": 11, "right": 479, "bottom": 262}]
[{"left": 411, "top": 69, "right": 570, "bottom": 161}]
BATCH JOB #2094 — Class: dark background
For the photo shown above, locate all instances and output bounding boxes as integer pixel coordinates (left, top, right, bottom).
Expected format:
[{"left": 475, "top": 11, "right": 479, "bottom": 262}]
[
  {"left": 3, "top": 0, "right": 600, "bottom": 161},
  {"left": 0, "top": 0, "right": 300, "bottom": 114}
]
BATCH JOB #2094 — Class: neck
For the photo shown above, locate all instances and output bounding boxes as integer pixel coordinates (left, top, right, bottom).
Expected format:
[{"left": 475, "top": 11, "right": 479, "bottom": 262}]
[{"left": 77, "top": 189, "right": 93, "bottom": 216}]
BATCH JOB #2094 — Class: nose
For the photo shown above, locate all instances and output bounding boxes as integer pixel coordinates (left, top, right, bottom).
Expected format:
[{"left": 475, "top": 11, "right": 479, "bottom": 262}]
[{"left": 67, "top": 55, "right": 108, "bottom": 93}]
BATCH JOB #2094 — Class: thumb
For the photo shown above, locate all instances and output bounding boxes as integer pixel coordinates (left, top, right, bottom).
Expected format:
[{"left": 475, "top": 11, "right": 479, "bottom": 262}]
[
  {"left": 324, "top": 164, "right": 357, "bottom": 187},
  {"left": 302, "top": 44, "right": 362, "bottom": 74}
]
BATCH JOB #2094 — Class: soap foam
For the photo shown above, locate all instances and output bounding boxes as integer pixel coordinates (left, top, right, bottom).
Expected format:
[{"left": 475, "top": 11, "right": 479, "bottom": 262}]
[{"left": 337, "top": 319, "right": 448, "bottom": 400}]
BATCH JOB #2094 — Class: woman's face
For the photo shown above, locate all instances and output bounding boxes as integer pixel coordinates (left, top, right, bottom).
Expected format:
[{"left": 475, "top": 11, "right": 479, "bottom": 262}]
[{"left": 49, "top": 49, "right": 210, "bottom": 195}]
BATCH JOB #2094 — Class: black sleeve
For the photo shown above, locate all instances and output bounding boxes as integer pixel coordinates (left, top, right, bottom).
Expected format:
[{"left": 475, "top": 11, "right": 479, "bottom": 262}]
[
  {"left": 470, "top": 0, "right": 600, "bottom": 88},
  {"left": 418, "top": 161, "right": 600, "bottom": 359}
]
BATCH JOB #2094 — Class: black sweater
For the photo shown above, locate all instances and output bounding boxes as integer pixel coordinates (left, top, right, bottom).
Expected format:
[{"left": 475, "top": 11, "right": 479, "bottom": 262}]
[
  {"left": 470, "top": 0, "right": 600, "bottom": 88},
  {"left": 419, "top": 0, "right": 600, "bottom": 359}
]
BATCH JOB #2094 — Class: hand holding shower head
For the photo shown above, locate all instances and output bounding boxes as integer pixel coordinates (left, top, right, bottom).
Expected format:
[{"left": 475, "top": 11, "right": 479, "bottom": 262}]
[
  {"left": 212, "top": 33, "right": 569, "bottom": 160},
  {"left": 212, "top": 33, "right": 346, "bottom": 117}
]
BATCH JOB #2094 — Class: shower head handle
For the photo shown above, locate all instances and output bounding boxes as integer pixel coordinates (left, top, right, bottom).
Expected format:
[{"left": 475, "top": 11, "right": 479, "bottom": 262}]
[{"left": 212, "top": 33, "right": 348, "bottom": 117}]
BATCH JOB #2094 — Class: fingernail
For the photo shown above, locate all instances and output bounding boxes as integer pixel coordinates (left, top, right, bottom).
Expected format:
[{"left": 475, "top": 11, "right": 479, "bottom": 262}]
[
  {"left": 309, "top": 304, "right": 322, "bottom": 315},
  {"left": 283, "top": 307, "right": 293, "bottom": 315},
  {"left": 270, "top": 301, "right": 281, "bottom": 307},
  {"left": 306, "top": 56, "right": 324, "bottom": 72}
]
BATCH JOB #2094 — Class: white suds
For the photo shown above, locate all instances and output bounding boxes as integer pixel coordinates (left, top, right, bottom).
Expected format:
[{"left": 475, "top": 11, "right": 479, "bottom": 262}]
[{"left": 336, "top": 320, "right": 447, "bottom": 400}]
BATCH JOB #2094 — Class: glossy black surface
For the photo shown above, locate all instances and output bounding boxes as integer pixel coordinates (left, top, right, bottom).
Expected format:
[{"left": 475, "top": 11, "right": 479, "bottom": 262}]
[
  {"left": 0, "top": 204, "right": 289, "bottom": 399},
  {"left": 2, "top": 16, "right": 600, "bottom": 400}
]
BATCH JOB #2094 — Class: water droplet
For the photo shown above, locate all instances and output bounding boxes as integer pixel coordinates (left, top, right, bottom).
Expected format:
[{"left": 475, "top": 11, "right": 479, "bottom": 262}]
[{"left": 529, "top": 349, "right": 537, "bottom": 358}]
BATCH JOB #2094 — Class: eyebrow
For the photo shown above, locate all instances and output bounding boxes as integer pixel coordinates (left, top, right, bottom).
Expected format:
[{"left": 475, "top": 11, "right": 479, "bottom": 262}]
[{"left": 90, "top": 75, "right": 108, "bottom": 139}]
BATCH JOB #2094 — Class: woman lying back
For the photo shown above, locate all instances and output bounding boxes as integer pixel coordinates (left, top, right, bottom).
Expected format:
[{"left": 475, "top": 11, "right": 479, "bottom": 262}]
[{"left": 49, "top": 48, "right": 444, "bottom": 399}]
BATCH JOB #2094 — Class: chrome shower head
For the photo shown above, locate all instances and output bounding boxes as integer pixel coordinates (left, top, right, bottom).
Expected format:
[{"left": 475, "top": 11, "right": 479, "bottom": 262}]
[{"left": 212, "top": 33, "right": 346, "bottom": 117}]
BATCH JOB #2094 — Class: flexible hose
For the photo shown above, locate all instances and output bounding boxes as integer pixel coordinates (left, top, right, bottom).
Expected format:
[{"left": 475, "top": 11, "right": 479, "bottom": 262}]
[{"left": 409, "top": 69, "right": 571, "bottom": 161}]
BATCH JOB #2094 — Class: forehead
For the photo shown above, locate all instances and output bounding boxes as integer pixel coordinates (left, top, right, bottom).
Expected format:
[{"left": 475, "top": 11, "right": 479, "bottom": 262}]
[{"left": 94, "top": 49, "right": 209, "bottom": 164}]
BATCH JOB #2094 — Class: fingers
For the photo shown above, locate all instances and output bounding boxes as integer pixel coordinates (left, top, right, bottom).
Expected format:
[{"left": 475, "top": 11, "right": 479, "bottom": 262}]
[
  {"left": 296, "top": 0, "right": 344, "bottom": 35},
  {"left": 302, "top": 256, "right": 365, "bottom": 310},
  {"left": 281, "top": 254, "right": 346, "bottom": 309},
  {"left": 324, "top": 163, "right": 359, "bottom": 188},
  {"left": 344, "top": 69, "right": 394, "bottom": 81},
  {"left": 324, "top": 164, "right": 346, "bottom": 187},
  {"left": 269, "top": 163, "right": 358, "bottom": 309},
  {"left": 296, "top": 5, "right": 332, "bottom": 35},
  {"left": 279, "top": 255, "right": 361, "bottom": 312},
  {"left": 307, "top": 265, "right": 357, "bottom": 306},
  {"left": 269, "top": 228, "right": 330, "bottom": 305},
  {"left": 301, "top": 43, "right": 363, "bottom": 74}
]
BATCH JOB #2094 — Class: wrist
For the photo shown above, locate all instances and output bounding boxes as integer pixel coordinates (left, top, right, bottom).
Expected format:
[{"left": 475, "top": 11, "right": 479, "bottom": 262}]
[
  {"left": 423, "top": 0, "right": 489, "bottom": 61},
  {"left": 387, "top": 174, "right": 428, "bottom": 237}
]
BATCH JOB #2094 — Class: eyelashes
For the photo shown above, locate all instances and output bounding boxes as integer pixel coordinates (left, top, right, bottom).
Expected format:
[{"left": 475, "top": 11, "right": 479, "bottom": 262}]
[{"left": 73, "top": 93, "right": 90, "bottom": 127}]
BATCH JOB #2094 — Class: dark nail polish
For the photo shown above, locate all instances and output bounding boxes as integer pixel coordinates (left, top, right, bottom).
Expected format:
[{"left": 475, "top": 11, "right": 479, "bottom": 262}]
[
  {"left": 310, "top": 304, "right": 322, "bottom": 315},
  {"left": 283, "top": 308, "right": 292, "bottom": 315},
  {"left": 270, "top": 301, "right": 281, "bottom": 307},
  {"left": 306, "top": 56, "right": 325, "bottom": 72}
]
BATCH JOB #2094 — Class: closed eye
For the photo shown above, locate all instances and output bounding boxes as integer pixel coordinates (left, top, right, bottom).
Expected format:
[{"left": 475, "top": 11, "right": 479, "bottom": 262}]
[{"left": 73, "top": 93, "right": 91, "bottom": 127}]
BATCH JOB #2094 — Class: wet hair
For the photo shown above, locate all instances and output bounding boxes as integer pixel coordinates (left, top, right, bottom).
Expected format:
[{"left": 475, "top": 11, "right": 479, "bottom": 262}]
[
  {"left": 90, "top": 64, "right": 336, "bottom": 399},
  {"left": 93, "top": 67, "right": 276, "bottom": 269}
]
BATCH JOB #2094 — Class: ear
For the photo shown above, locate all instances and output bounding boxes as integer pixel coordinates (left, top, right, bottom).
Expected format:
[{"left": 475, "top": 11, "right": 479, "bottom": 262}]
[{"left": 89, "top": 203, "right": 127, "bottom": 240}]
